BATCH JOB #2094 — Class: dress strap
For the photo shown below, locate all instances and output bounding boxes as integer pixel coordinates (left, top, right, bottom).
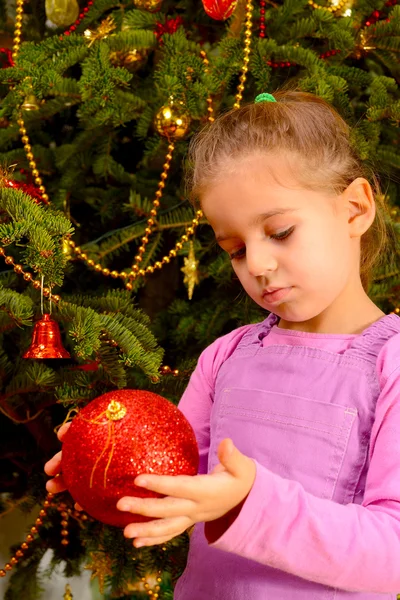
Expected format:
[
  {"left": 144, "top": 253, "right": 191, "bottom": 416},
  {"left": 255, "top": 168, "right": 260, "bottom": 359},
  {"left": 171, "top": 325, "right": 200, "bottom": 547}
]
[
  {"left": 236, "top": 313, "right": 279, "bottom": 350},
  {"left": 345, "top": 313, "right": 400, "bottom": 363}
]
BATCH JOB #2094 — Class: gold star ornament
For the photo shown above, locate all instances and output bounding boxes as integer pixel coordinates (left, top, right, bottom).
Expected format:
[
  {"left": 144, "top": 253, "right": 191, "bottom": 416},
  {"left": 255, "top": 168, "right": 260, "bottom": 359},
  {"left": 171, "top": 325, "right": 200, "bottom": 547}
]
[
  {"left": 181, "top": 241, "right": 199, "bottom": 300},
  {"left": 84, "top": 16, "right": 116, "bottom": 47},
  {"left": 84, "top": 551, "right": 113, "bottom": 594}
]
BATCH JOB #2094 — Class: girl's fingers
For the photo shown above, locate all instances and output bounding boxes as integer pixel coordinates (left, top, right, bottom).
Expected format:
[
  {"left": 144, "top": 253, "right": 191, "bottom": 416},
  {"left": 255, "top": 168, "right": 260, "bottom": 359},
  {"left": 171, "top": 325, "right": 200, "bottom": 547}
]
[
  {"left": 133, "top": 534, "right": 177, "bottom": 548},
  {"left": 134, "top": 474, "right": 203, "bottom": 499},
  {"left": 44, "top": 451, "right": 62, "bottom": 476},
  {"left": 46, "top": 474, "right": 68, "bottom": 494},
  {"left": 117, "top": 495, "right": 192, "bottom": 519},
  {"left": 124, "top": 516, "right": 190, "bottom": 542},
  {"left": 57, "top": 422, "right": 71, "bottom": 441}
]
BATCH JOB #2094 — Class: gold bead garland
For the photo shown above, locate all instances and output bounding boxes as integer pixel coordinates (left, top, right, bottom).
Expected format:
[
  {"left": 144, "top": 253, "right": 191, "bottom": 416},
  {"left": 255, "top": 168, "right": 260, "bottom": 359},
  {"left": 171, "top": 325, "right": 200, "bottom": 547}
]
[
  {"left": 59, "top": 504, "right": 70, "bottom": 547},
  {"left": 11, "top": 0, "right": 50, "bottom": 205},
  {"left": 0, "top": 495, "right": 92, "bottom": 580},
  {"left": 68, "top": 209, "right": 203, "bottom": 289},
  {"left": 0, "top": 493, "right": 54, "bottom": 579},
  {"left": 9, "top": 9, "right": 212, "bottom": 285},
  {"left": 0, "top": 247, "right": 60, "bottom": 303},
  {"left": 67, "top": 48, "right": 213, "bottom": 286},
  {"left": 0, "top": 244, "right": 187, "bottom": 377},
  {"left": 140, "top": 571, "right": 162, "bottom": 598},
  {"left": 129, "top": 143, "right": 176, "bottom": 279},
  {"left": 200, "top": 50, "right": 215, "bottom": 123},
  {"left": 17, "top": 113, "right": 50, "bottom": 204},
  {"left": 11, "top": 0, "right": 24, "bottom": 62},
  {"left": 233, "top": 0, "right": 254, "bottom": 110}
]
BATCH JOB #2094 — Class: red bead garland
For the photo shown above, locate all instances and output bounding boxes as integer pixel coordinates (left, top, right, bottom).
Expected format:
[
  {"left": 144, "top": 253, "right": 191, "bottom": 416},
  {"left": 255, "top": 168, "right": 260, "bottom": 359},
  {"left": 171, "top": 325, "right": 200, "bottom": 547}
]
[
  {"left": 320, "top": 49, "right": 341, "bottom": 59},
  {"left": 364, "top": 0, "right": 397, "bottom": 27},
  {"left": 59, "top": 0, "right": 94, "bottom": 41},
  {"left": 266, "top": 48, "right": 341, "bottom": 69},
  {"left": 259, "top": 0, "right": 266, "bottom": 38}
]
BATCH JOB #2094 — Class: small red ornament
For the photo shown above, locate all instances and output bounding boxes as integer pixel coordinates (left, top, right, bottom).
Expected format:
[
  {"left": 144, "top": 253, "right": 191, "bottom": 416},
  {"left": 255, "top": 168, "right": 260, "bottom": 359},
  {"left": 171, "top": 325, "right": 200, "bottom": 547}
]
[
  {"left": 0, "top": 48, "right": 14, "bottom": 69},
  {"left": 154, "top": 16, "right": 184, "bottom": 42},
  {"left": 201, "top": 0, "right": 237, "bottom": 20},
  {"left": 23, "top": 314, "right": 71, "bottom": 359},
  {"left": 61, "top": 389, "right": 199, "bottom": 527},
  {"left": 2, "top": 177, "right": 46, "bottom": 204}
]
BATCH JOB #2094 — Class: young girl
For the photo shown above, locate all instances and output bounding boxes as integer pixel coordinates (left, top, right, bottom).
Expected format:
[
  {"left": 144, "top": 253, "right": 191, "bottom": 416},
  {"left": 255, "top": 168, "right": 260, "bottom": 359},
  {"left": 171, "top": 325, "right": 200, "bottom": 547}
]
[{"left": 46, "top": 90, "right": 400, "bottom": 600}]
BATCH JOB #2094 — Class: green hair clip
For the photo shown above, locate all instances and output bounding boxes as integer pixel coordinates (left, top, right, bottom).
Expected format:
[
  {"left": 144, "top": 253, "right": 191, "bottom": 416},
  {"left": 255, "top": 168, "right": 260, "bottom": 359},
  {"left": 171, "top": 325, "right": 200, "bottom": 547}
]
[{"left": 254, "top": 92, "right": 276, "bottom": 103}]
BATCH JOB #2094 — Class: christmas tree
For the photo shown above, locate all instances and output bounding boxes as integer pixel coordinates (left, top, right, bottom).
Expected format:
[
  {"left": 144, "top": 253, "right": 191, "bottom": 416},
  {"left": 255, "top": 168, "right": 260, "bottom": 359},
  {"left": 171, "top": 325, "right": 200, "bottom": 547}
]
[{"left": 0, "top": 0, "right": 399, "bottom": 596}]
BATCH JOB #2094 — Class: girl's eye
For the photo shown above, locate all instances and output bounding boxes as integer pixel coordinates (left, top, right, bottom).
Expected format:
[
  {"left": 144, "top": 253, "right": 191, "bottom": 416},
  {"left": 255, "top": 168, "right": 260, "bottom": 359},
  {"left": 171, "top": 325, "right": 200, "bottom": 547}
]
[
  {"left": 270, "top": 226, "right": 295, "bottom": 241},
  {"left": 229, "top": 247, "right": 246, "bottom": 260},
  {"left": 228, "top": 227, "right": 294, "bottom": 260}
]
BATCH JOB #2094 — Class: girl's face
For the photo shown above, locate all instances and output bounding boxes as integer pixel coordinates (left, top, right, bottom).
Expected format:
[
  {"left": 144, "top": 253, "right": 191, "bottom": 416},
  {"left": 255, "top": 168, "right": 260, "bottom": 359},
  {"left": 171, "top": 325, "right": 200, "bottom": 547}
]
[{"left": 201, "top": 154, "right": 364, "bottom": 332}]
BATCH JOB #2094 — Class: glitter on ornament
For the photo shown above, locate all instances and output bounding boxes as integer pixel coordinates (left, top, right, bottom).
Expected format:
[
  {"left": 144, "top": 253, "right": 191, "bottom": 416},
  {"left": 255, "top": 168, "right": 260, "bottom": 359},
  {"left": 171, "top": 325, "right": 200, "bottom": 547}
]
[{"left": 61, "top": 389, "right": 199, "bottom": 527}]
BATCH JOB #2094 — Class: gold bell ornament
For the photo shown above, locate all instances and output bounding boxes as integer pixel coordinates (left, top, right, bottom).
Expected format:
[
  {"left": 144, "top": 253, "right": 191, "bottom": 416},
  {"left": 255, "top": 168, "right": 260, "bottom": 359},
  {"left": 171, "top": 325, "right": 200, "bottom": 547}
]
[
  {"left": 154, "top": 99, "right": 190, "bottom": 140},
  {"left": 21, "top": 94, "right": 40, "bottom": 111},
  {"left": 45, "top": 0, "right": 79, "bottom": 28}
]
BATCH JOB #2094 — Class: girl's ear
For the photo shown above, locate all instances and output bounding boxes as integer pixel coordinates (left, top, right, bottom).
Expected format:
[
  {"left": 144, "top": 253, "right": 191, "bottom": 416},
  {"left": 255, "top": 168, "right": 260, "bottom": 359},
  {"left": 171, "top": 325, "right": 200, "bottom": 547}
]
[{"left": 343, "top": 177, "right": 376, "bottom": 238}]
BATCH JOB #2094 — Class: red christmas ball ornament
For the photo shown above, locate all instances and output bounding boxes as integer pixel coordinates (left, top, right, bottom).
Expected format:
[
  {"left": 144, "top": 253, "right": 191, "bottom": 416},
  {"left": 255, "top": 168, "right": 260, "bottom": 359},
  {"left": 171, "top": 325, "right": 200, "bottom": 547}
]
[
  {"left": 61, "top": 389, "right": 199, "bottom": 527},
  {"left": 201, "top": 0, "right": 237, "bottom": 20}
]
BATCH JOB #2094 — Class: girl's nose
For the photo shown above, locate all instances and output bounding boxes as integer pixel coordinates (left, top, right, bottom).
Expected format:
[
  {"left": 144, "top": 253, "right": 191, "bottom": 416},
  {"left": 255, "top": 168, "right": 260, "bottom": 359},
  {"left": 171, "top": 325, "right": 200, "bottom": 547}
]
[{"left": 246, "top": 244, "right": 278, "bottom": 277}]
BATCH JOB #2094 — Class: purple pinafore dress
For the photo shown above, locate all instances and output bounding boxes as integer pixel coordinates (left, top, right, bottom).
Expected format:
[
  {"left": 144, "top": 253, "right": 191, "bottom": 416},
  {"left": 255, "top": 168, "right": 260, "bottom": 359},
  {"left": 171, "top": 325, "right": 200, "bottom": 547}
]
[{"left": 174, "top": 313, "right": 400, "bottom": 600}]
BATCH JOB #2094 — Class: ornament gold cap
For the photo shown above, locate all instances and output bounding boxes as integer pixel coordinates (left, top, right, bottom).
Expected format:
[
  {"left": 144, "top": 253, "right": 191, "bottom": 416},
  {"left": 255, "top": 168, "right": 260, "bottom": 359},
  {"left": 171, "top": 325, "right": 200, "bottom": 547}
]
[
  {"left": 254, "top": 92, "right": 276, "bottom": 103},
  {"left": 106, "top": 400, "right": 127, "bottom": 421}
]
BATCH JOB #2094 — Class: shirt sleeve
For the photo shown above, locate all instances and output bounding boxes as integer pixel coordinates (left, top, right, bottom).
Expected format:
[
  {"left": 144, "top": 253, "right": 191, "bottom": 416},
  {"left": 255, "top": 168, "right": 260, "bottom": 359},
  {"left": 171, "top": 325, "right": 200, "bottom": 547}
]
[{"left": 206, "top": 355, "right": 400, "bottom": 593}]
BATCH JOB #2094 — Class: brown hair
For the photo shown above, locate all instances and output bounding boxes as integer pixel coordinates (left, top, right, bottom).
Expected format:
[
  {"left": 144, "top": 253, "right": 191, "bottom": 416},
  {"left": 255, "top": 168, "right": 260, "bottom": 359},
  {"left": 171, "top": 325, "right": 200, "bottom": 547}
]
[{"left": 186, "top": 90, "right": 390, "bottom": 291}]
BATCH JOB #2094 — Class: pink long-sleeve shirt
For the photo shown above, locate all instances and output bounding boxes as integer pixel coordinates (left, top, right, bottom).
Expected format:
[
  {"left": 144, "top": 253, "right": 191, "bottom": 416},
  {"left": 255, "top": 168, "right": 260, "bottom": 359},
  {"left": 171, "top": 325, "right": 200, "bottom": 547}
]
[{"left": 174, "top": 313, "right": 400, "bottom": 599}]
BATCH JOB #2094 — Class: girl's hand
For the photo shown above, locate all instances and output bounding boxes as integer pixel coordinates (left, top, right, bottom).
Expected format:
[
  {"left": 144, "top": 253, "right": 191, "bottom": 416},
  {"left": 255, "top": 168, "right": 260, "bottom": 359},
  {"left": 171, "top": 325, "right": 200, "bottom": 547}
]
[
  {"left": 117, "top": 438, "right": 256, "bottom": 548},
  {"left": 44, "top": 422, "right": 71, "bottom": 494}
]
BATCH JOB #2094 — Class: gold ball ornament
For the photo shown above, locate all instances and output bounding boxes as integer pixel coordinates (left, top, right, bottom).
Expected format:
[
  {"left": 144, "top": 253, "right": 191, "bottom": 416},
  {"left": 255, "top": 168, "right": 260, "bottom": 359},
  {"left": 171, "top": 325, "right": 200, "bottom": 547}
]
[
  {"left": 109, "top": 49, "right": 148, "bottom": 72},
  {"left": 45, "top": 0, "right": 79, "bottom": 27},
  {"left": 133, "top": 0, "right": 163, "bottom": 11},
  {"left": 154, "top": 103, "right": 190, "bottom": 140}
]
